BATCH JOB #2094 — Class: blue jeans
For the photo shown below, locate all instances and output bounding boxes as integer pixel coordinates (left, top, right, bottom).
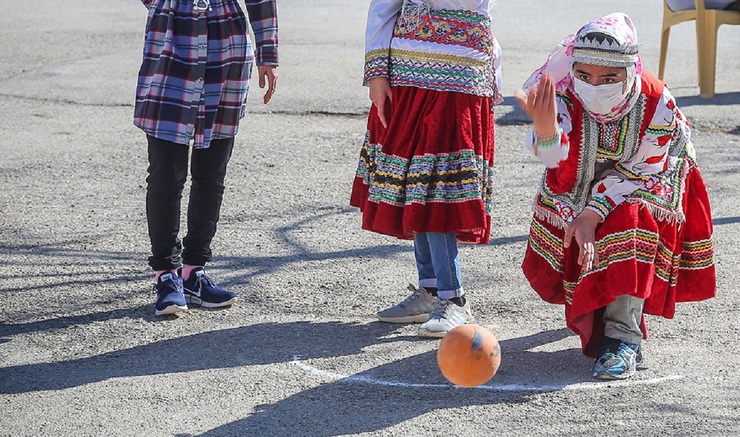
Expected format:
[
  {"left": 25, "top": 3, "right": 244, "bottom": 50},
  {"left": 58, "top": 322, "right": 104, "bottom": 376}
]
[{"left": 414, "top": 232, "right": 463, "bottom": 300}]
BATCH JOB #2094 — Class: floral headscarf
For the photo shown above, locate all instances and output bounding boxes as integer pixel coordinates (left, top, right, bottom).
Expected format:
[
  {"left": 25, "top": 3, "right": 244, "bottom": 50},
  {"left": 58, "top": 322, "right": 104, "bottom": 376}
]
[{"left": 523, "top": 12, "right": 643, "bottom": 124}]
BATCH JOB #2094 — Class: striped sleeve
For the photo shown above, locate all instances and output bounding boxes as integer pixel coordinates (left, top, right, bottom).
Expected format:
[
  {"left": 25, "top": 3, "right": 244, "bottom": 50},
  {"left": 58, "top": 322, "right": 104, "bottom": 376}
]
[
  {"left": 244, "top": 0, "right": 279, "bottom": 65},
  {"left": 364, "top": 0, "right": 403, "bottom": 85}
]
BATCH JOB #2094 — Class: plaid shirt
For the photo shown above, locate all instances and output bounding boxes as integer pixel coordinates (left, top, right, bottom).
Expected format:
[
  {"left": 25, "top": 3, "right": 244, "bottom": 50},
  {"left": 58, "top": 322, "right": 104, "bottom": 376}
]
[{"left": 135, "top": 0, "right": 278, "bottom": 148}]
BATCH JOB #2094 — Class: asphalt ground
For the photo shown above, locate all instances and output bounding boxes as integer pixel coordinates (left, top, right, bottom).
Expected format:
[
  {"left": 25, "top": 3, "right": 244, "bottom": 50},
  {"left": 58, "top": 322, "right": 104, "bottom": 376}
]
[{"left": 1, "top": 1, "right": 739, "bottom": 436}]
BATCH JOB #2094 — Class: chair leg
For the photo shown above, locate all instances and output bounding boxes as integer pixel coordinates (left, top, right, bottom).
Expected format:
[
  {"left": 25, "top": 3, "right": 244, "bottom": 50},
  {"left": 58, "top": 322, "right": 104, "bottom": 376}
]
[
  {"left": 699, "top": 14, "right": 718, "bottom": 98},
  {"left": 659, "top": 27, "right": 671, "bottom": 80}
]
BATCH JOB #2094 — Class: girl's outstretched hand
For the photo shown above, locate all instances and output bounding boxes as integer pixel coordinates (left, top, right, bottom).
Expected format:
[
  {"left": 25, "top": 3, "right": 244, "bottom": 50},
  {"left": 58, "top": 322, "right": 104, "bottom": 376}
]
[
  {"left": 514, "top": 74, "right": 558, "bottom": 139},
  {"left": 368, "top": 77, "right": 392, "bottom": 128},
  {"left": 563, "top": 209, "right": 602, "bottom": 272}
]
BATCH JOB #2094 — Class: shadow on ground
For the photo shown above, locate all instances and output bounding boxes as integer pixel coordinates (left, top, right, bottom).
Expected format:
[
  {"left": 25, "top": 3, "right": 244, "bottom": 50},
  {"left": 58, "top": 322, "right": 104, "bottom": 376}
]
[
  {"left": 2, "top": 209, "right": 738, "bottom": 334},
  {"left": 197, "top": 328, "right": 591, "bottom": 437},
  {"left": 1, "top": 320, "right": 591, "bottom": 436},
  {"left": 675, "top": 91, "right": 740, "bottom": 107}
]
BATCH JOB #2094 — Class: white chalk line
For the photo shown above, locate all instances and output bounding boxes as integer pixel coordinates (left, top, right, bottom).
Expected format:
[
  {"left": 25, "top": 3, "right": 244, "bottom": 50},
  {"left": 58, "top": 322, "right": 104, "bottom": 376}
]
[{"left": 291, "top": 356, "right": 683, "bottom": 392}]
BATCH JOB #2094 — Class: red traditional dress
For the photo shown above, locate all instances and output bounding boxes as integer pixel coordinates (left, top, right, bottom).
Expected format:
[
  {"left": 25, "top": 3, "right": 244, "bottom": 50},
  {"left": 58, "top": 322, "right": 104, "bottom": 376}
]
[
  {"left": 522, "top": 71, "right": 716, "bottom": 357},
  {"left": 350, "top": 0, "right": 503, "bottom": 244}
]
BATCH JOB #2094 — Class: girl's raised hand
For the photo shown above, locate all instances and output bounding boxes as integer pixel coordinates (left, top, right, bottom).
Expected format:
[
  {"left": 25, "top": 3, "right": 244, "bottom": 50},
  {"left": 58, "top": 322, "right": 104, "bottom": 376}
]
[{"left": 514, "top": 74, "right": 558, "bottom": 138}]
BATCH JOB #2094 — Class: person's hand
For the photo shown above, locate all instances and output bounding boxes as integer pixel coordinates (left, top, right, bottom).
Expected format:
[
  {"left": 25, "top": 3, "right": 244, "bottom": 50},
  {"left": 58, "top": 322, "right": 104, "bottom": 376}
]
[
  {"left": 514, "top": 73, "right": 558, "bottom": 138},
  {"left": 258, "top": 65, "right": 278, "bottom": 104},
  {"left": 563, "top": 209, "right": 602, "bottom": 272},
  {"left": 368, "top": 77, "right": 392, "bottom": 128}
]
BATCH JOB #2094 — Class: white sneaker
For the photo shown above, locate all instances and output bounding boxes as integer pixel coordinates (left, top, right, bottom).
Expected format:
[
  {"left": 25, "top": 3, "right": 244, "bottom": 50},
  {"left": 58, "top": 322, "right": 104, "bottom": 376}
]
[
  {"left": 417, "top": 299, "right": 474, "bottom": 338},
  {"left": 377, "top": 284, "right": 439, "bottom": 323}
]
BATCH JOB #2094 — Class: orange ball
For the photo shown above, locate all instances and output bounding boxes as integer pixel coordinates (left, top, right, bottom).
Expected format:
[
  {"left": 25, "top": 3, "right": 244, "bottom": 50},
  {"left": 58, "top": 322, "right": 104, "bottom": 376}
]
[{"left": 437, "top": 324, "right": 501, "bottom": 387}]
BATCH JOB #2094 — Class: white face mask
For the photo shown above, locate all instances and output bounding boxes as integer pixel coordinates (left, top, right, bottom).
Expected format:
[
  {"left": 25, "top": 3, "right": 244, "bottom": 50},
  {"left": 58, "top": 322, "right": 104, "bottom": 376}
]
[{"left": 573, "top": 79, "right": 628, "bottom": 115}]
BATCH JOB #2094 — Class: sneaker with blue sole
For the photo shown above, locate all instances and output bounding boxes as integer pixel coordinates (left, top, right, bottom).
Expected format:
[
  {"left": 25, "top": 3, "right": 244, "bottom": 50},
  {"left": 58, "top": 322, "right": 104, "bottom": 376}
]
[
  {"left": 593, "top": 337, "right": 640, "bottom": 380},
  {"left": 154, "top": 271, "right": 188, "bottom": 316},
  {"left": 182, "top": 267, "right": 237, "bottom": 308}
]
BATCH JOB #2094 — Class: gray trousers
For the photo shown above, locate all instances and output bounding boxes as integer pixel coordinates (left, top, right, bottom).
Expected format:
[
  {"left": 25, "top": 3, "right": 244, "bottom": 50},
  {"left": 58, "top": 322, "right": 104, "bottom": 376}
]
[{"left": 603, "top": 294, "right": 645, "bottom": 345}]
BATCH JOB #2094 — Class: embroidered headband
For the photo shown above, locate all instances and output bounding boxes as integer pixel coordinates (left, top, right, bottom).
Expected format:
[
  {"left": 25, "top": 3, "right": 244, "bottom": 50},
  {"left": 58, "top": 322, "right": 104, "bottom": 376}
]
[
  {"left": 572, "top": 14, "right": 640, "bottom": 68},
  {"left": 573, "top": 34, "right": 639, "bottom": 68}
]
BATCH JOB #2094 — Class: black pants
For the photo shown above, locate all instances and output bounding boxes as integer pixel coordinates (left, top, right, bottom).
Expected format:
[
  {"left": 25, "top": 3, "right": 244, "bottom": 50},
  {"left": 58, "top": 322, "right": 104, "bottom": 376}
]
[{"left": 146, "top": 135, "right": 234, "bottom": 271}]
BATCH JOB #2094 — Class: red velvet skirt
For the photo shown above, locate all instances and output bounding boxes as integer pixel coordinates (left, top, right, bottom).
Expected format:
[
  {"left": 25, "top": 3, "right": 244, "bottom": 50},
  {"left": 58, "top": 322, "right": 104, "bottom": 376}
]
[
  {"left": 522, "top": 167, "right": 716, "bottom": 357},
  {"left": 350, "top": 86, "right": 495, "bottom": 244}
]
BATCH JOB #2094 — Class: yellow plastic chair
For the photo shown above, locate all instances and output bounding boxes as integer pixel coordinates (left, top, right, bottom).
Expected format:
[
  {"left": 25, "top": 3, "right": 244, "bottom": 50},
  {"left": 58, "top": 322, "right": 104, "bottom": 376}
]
[{"left": 659, "top": 0, "right": 740, "bottom": 98}]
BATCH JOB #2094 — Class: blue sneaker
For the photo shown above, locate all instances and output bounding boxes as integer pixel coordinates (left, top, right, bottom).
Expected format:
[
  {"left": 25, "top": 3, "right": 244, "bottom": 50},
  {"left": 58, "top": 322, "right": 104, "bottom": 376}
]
[
  {"left": 154, "top": 271, "right": 188, "bottom": 316},
  {"left": 626, "top": 342, "right": 644, "bottom": 367},
  {"left": 182, "top": 267, "right": 237, "bottom": 308},
  {"left": 593, "top": 337, "right": 639, "bottom": 380}
]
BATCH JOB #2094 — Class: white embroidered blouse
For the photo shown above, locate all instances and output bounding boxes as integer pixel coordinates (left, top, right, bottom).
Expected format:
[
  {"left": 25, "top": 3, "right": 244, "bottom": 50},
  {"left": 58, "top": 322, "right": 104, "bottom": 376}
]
[
  {"left": 525, "top": 85, "right": 696, "bottom": 224},
  {"left": 364, "top": 0, "right": 503, "bottom": 101}
]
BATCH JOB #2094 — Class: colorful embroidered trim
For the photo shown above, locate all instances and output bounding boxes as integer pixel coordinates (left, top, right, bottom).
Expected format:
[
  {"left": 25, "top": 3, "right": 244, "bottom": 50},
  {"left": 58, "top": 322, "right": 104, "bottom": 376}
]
[
  {"left": 394, "top": 7, "right": 493, "bottom": 53},
  {"left": 595, "top": 116, "right": 630, "bottom": 160},
  {"left": 527, "top": 219, "right": 565, "bottom": 273},
  {"left": 627, "top": 147, "right": 694, "bottom": 217},
  {"left": 388, "top": 49, "right": 494, "bottom": 96},
  {"left": 355, "top": 138, "right": 493, "bottom": 210},
  {"left": 653, "top": 240, "right": 678, "bottom": 284},
  {"left": 386, "top": 6, "right": 497, "bottom": 97},
  {"left": 645, "top": 123, "right": 674, "bottom": 138},
  {"left": 680, "top": 238, "right": 714, "bottom": 270},
  {"left": 536, "top": 131, "right": 560, "bottom": 149},
  {"left": 596, "top": 228, "right": 660, "bottom": 266},
  {"left": 364, "top": 49, "right": 390, "bottom": 84},
  {"left": 586, "top": 195, "right": 616, "bottom": 219},
  {"left": 564, "top": 280, "right": 577, "bottom": 305}
]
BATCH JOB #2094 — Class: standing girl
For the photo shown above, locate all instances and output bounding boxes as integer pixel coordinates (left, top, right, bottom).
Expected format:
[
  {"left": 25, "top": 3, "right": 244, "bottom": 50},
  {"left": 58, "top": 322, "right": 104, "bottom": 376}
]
[
  {"left": 135, "top": 0, "right": 278, "bottom": 316},
  {"left": 350, "top": 0, "right": 503, "bottom": 337}
]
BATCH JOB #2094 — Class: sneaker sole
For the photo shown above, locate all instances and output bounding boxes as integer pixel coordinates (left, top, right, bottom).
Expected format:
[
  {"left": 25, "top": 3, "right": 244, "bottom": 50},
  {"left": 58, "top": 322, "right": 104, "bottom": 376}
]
[
  {"left": 593, "top": 368, "right": 636, "bottom": 380},
  {"left": 155, "top": 304, "right": 188, "bottom": 316},
  {"left": 185, "top": 295, "right": 237, "bottom": 308},
  {"left": 377, "top": 313, "right": 432, "bottom": 324},
  {"left": 417, "top": 318, "right": 476, "bottom": 338},
  {"left": 417, "top": 327, "right": 449, "bottom": 338}
]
